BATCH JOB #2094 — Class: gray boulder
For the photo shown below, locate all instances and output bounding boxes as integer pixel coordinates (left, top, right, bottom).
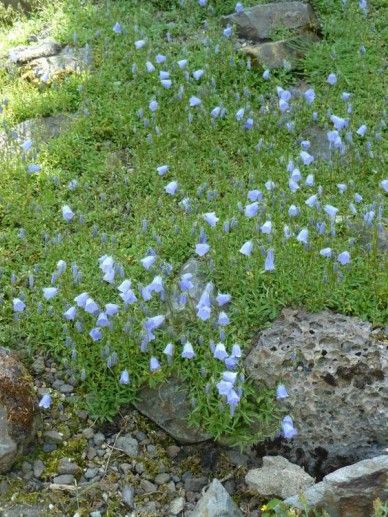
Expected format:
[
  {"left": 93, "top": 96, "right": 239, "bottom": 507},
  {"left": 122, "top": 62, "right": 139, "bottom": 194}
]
[
  {"left": 190, "top": 479, "right": 243, "bottom": 517},
  {"left": 285, "top": 455, "right": 388, "bottom": 517},
  {"left": 245, "top": 456, "right": 315, "bottom": 499},
  {"left": 133, "top": 376, "right": 211, "bottom": 444},
  {"left": 24, "top": 45, "right": 91, "bottom": 81},
  {"left": 222, "top": 2, "right": 318, "bottom": 41},
  {"left": 0, "top": 347, "right": 38, "bottom": 473},
  {"left": 244, "top": 309, "right": 387, "bottom": 476},
  {"left": 9, "top": 40, "right": 61, "bottom": 64}
]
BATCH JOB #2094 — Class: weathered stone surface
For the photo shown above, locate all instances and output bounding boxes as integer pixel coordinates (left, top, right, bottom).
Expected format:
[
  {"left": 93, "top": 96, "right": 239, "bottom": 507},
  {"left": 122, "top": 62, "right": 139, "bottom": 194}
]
[
  {"left": 133, "top": 376, "right": 211, "bottom": 444},
  {"left": 245, "top": 456, "right": 315, "bottom": 498},
  {"left": 0, "top": 347, "right": 38, "bottom": 473},
  {"left": 242, "top": 35, "right": 318, "bottom": 69},
  {"left": 0, "top": 114, "right": 76, "bottom": 151},
  {"left": 222, "top": 2, "right": 317, "bottom": 41},
  {"left": 115, "top": 434, "right": 139, "bottom": 457},
  {"left": 9, "top": 40, "right": 61, "bottom": 64},
  {"left": 245, "top": 310, "right": 388, "bottom": 476},
  {"left": 285, "top": 455, "right": 388, "bottom": 517},
  {"left": 0, "top": 503, "right": 61, "bottom": 517},
  {"left": 190, "top": 478, "right": 243, "bottom": 517}
]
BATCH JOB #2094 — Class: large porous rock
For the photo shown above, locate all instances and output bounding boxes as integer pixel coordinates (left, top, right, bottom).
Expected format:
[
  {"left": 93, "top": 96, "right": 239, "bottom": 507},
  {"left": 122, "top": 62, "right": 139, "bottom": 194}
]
[
  {"left": 190, "top": 478, "right": 243, "bottom": 517},
  {"left": 0, "top": 347, "right": 39, "bottom": 473},
  {"left": 245, "top": 455, "right": 315, "bottom": 499},
  {"left": 9, "top": 40, "right": 61, "bottom": 64},
  {"left": 222, "top": 2, "right": 318, "bottom": 41},
  {"left": 133, "top": 376, "right": 211, "bottom": 444},
  {"left": 244, "top": 309, "right": 387, "bottom": 476},
  {"left": 0, "top": 113, "right": 76, "bottom": 151},
  {"left": 285, "top": 455, "right": 388, "bottom": 517}
]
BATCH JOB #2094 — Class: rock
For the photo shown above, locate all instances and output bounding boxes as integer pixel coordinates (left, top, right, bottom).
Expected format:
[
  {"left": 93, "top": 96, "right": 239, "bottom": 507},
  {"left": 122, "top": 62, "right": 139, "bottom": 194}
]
[
  {"left": 241, "top": 35, "right": 319, "bottom": 69},
  {"left": 244, "top": 310, "right": 388, "bottom": 476},
  {"left": 285, "top": 455, "right": 388, "bottom": 517},
  {"left": 57, "top": 458, "right": 80, "bottom": 476},
  {"left": 0, "top": 347, "right": 38, "bottom": 473},
  {"left": 166, "top": 445, "right": 181, "bottom": 458},
  {"left": 31, "top": 356, "right": 45, "bottom": 375},
  {"left": 140, "top": 479, "right": 157, "bottom": 493},
  {"left": 33, "top": 459, "right": 45, "bottom": 478},
  {"left": 190, "top": 479, "right": 243, "bottom": 517},
  {"left": 133, "top": 376, "right": 211, "bottom": 444},
  {"left": 9, "top": 40, "right": 61, "bottom": 64},
  {"left": 122, "top": 484, "right": 135, "bottom": 509},
  {"left": 59, "top": 383, "right": 74, "bottom": 394},
  {"left": 115, "top": 434, "right": 139, "bottom": 457},
  {"left": 169, "top": 496, "right": 185, "bottom": 515},
  {"left": 53, "top": 474, "right": 75, "bottom": 485},
  {"left": 222, "top": 2, "right": 317, "bottom": 41},
  {"left": 0, "top": 504, "right": 59, "bottom": 517},
  {"left": 0, "top": 113, "right": 76, "bottom": 152},
  {"left": 155, "top": 472, "right": 171, "bottom": 484},
  {"left": 84, "top": 467, "right": 99, "bottom": 480},
  {"left": 184, "top": 476, "right": 208, "bottom": 492},
  {"left": 93, "top": 432, "right": 105, "bottom": 446},
  {"left": 245, "top": 456, "right": 315, "bottom": 499},
  {"left": 43, "top": 430, "right": 63, "bottom": 444}
]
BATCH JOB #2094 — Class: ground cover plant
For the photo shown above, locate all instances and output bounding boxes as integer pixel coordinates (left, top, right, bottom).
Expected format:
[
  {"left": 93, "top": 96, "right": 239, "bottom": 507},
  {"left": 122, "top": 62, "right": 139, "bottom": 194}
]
[{"left": 0, "top": 0, "right": 386, "bottom": 444}]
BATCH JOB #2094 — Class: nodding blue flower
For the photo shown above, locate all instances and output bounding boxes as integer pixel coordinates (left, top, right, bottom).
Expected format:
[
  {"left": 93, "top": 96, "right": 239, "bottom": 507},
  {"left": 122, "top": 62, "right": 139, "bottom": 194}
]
[
  {"left": 157, "top": 165, "right": 169, "bottom": 176},
  {"left": 68, "top": 179, "right": 78, "bottom": 190},
  {"left": 337, "top": 251, "right": 350, "bottom": 265},
  {"left": 265, "top": 180, "right": 275, "bottom": 191},
  {"left": 304, "top": 88, "right": 315, "bottom": 104},
  {"left": 235, "top": 2, "right": 244, "bottom": 13},
  {"left": 197, "top": 305, "right": 211, "bottom": 320},
  {"left": 231, "top": 344, "right": 242, "bottom": 359},
  {"left": 244, "top": 118, "right": 254, "bottom": 130},
  {"left": 288, "top": 205, "right": 300, "bottom": 217},
  {"left": 359, "top": 0, "right": 368, "bottom": 12},
  {"left": 330, "top": 115, "right": 348, "bottom": 131},
  {"left": 113, "top": 22, "right": 122, "bottom": 34},
  {"left": 211, "top": 106, "right": 222, "bottom": 118},
  {"left": 349, "top": 203, "right": 357, "bottom": 215},
  {"left": 247, "top": 190, "right": 262, "bottom": 202},
  {"left": 216, "top": 380, "right": 233, "bottom": 396},
  {"left": 119, "top": 370, "right": 130, "bottom": 384},
  {"left": 218, "top": 312, "right": 230, "bottom": 326},
  {"left": 105, "top": 303, "right": 119, "bottom": 316},
  {"left": 277, "top": 87, "right": 291, "bottom": 101},
  {"left": 149, "top": 99, "right": 158, "bottom": 112},
  {"left": 216, "top": 293, "right": 231, "bottom": 306},
  {"left": 120, "top": 289, "right": 137, "bottom": 305},
  {"left": 134, "top": 39, "right": 146, "bottom": 49},
  {"left": 337, "top": 183, "right": 347, "bottom": 194},
  {"left": 262, "top": 69, "right": 270, "bottom": 80},
  {"left": 144, "top": 315, "right": 165, "bottom": 332},
  {"left": 141, "top": 255, "right": 156, "bottom": 270},
  {"left": 38, "top": 393, "right": 52, "bottom": 409},
  {"left": 244, "top": 202, "right": 259, "bottom": 218},
  {"left": 226, "top": 388, "right": 240, "bottom": 412},
  {"left": 224, "top": 356, "right": 238, "bottom": 369},
  {"left": 203, "top": 212, "right": 219, "bottom": 227},
  {"left": 164, "top": 181, "right": 178, "bottom": 195},
  {"left": 189, "top": 96, "right": 201, "bottom": 107},
  {"left": 327, "top": 73, "right": 337, "bottom": 85},
  {"left": 240, "top": 240, "right": 253, "bottom": 256},
  {"left": 156, "top": 53, "right": 166, "bottom": 64},
  {"left": 163, "top": 342, "right": 174, "bottom": 358},
  {"left": 235, "top": 108, "right": 245, "bottom": 121},
  {"left": 281, "top": 415, "right": 297, "bottom": 439},
  {"left": 327, "top": 130, "right": 341, "bottom": 147},
  {"left": 179, "top": 273, "right": 194, "bottom": 291},
  {"left": 363, "top": 210, "right": 375, "bottom": 225},
  {"left": 85, "top": 298, "right": 99, "bottom": 315},
  {"left": 118, "top": 279, "right": 132, "bottom": 293},
  {"left": 288, "top": 178, "right": 299, "bottom": 193},
  {"left": 96, "top": 312, "right": 110, "bottom": 328},
  {"left": 341, "top": 91, "right": 351, "bottom": 101},
  {"left": 89, "top": 327, "right": 102, "bottom": 341},
  {"left": 103, "top": 268, "right": 115, "bottom": 283},
  {"left": 356, "top": 124, "right": 367, "bottom": 137},
  {"left": 150, "top": 357, "right": 161, "bottom": 372},
  {"left": 13, "top": 298, "right": 26, "bottom": 312},
  {"left": 74, "top": 292, "right": 89, "bottom": 308},
  {"left": 279, "top": 99, "right": 289, "bottom": 113},
  {"left": 62, "top": 205, "right": 74, "bottom": 222},
  {"left": 161, "top": 79, "right": 172, "bottom": 89},
  {"left": 56, "top": 260, "right": 67, "bottom": 275},
  {"left": 381, "top": 179, "right": 388, "bottom": 192},
  {"left": 214, "top": 342, "right": 228, "bottom": 360},
  {"left": 287, "top": 160, "right": 294, "bottom": 173},
  {"left": 296, "top": 228, "right": 309, "bottom": 244},
  {"left": 177, "top": 59, "right": 188, "bottom": 69},
  {"left": 146, "top": 61, "right": 155, "bottom": 72},
  {"left": 181, "top": 342, "right": 195, "bottom": 359},
  {"left": 305, "top": 174, "right": 314, "bottom": 187},
  {"left": 192, "top": 69, "right": 204, "bottom": 81},
  {"left": 195, "top": 243, "right": 210, "bottom": 257},
  {"left": 283, "top": 225, "right": 292, "bottom": 239},
  {"left": 305, "top": 194, "right": 318, "bottom": 208},
  {"left": 222, "top": 371, "right": 238, "bottom": 384},
  {"left": 223, "top": 26, "right": 233, "bottom": 37},
  {"left": 354, "top": 193, "right": 363, "bottom": 203},
  {"left": 276, "top": 384, "right": 288, "bottom": 399},
  {"left": 261, "top": 220, "right": 272, "bottom": 234},
  {"left": 43, "top": 287, "right": 58, "bottom": 300},
  {"left": 320, "top": 247, "right": 332, "bottom": 258},
  {"left": 324, "top": 204, "right": 339, "bottom": 219},
  {"left": 27, "top": 163, "right": 41, "bottom": 174},
  {"left": 300, "top": 151, "right": 314, "bottom": 166},
  {"left": 264, "top": 248, "right": 275, "bottom": 271},
  {"left": 20, "top": 139, "right": 32, "bottom": 152},
  {"left": 63, "top": 306, "right": 77, "bottom": 320}
]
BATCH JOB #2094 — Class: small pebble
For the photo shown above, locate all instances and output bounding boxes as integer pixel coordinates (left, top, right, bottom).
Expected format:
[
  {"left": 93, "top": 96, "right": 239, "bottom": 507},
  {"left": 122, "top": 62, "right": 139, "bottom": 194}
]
[
  {"left": 154, "top": 472, "right": 170, "bottom": 485},
  {"left": 140, "top": 479, "right": 157, "bottom": 493},
  {"left": 93, "top": 432, "right": 105, "bottom": 446},
  {"left": 122, "top": 484, "right": 135, "bottom": 509},
  {"left": 43, "top": 430, "right": 63, "bottom": 444},
  {"left": 53, "top": 474, "right": 75, "bottom": 485}
]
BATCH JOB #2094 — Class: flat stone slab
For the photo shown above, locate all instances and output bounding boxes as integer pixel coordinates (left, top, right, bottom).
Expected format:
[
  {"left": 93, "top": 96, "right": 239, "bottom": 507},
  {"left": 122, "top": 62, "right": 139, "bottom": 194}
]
[
  {"left": 9, "top": 40, "right": 61, "bottom": 64},
  {"left": 242, "top": 35, "right": 319, "bottom": 69},
  {"left": 222, "top": 2, "right": 317, "bottom": 41},
  {"left": 190, "top": 479, "right": 243, "bottom": 517}
]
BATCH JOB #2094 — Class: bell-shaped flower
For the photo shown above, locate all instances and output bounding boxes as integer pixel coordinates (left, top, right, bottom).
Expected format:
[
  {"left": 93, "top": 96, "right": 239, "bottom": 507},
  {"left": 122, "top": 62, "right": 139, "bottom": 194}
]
[
  {"left": 118, "top": 279, "right": 132, "bottom": 293},
  {"left": 324, "top": 204, "right": 339, "bottom": 219},
  {"left": 337, "top": 183, "right": 347, "bottom": 193},
  {"left": 39, "top": 393, "right": 52, "bottom": 409},
  {"left": 163, "top": 343, "right": 174, "bottom": 357},
  {"left": 157, "top": 165, "right": 169, "bottom": 176},
  {"left": 120, "top": 289, "right": 137, "bottom": 305},
  {"left": 62, "top": 205, "right": 74, "bottom": 222},
  {"left": 218, "top": 312, "right": 230, "bottom": 326},
  {"left": 113, "top": 22, "right": 122, "bottom": 34},
  {"left": 276, "top": 384, "right": 289, "bottom": 400},
  {"left": 195, "top": 243, "right": 210, "bottom": 257},
  {"left": 235, "top": 108, "right": 245, "bottom": 121},
  {"left": 296, "top": 228, "right": 309, "bottom": 244},
  {"left": 149, "top": 99, "right": 158, "bottom": 112},
  {"left": 85, "top": 298, "right": 99, "bottom": 314},
  {"left": 141, "top": 255, "right": 156, "bottom": 270},
  {"left": 320, "top": 247, "right": 332, "bottom": 258},
  {"left": 105, "top": 303, "right": 119, "bottom": 316},
  {"left": 244, "top": 202, "right": 259, "bottom": 218},
  {"left": 216, "top": 380, "right": 233, "bottom": 396},
  {"left": 288, "top": 205, "right": 299, "bottom": 217},
  {"left": 119, "top": 370, "right": 130, "bottom": 384},
  {"left": 64, "top": 306, "right": 77, "bottom": 320},
  {"left": 177, "top": 59, "right": 188, "bottom": 69},
  {"left": 193, "top": 69, "right": 204, "bottom": 81},
  {"left": 89, "top": 327, "right": 102, "bottom": 341},
  {"left": 203, "top": 212, "right": 219, "bottom": 227},
  {"left": 282, "top": 415, "right": 298, "bottom": 439},
  {"left": 180, "top": 273, "right": 194, "bottom": 291},
  {"left": 247, "top": 190, "right": 262, "bottom": 202},
  {"left": 304, "top": 88, "right": 315, "bottom": 104},
  {"left": 43, "top": 287, "right": 58, "bottom": 300},
  {"left": 197, "top": 305, "right": 211, "bottom": 321},
  {"left": 189, "top": 96, "right": 201, "bottom": 107},
  {"left": 235, "top": 2, "right": 244, "bottom": 14},
  {"left": 305, "top": 174, "right": 314, "bottom": 187},
  {"left": 161, "top": 79, "right": 172, "bottom": 89},
  {"left": 330, "top": 115, "right": 348, "bottom": 131},
  {"left": 216, "top": 293, "right": 231, "bottom": 306},
  {"left": 305, "top": 194, "right": 318, "bottom": 208},
  {"left": 223, "top": 26, "right": 233, "bottom": 37},
  {"left": 56, "top": 260, "right": 67, "bottom": 275},
  {"left": 96, "top": 312, "right": 110, "bottom": 328},
  {"left": 150, "top": 357, "right": 161, "bottom": 372},
  {"left": 240, "top": 240, "right": 253, "bottom": 256},
  {"left": 337, "top": 251, "right": 350, "bottom": 265},
  {"left": 327, "top": 73, "right": 337, "bottom": 85},
  {"left": 181, "top": 342, "right": 195, "bottom": 359},
  {"left": 146, "top": 61, "right": 155, "bottom": 73},
  {"left": 165, "top": 181, "right": 178, "bottom": 195},
  {"left": 262, "top": 69, "right": 270, "bottom": 80},
  {"left": 264, "top": 248, "right": 275, "bottom": 271},
  {"left": 134, "top": 39, "right": 146, "bottom": 49},
  {"left": 214, "top": 342, "right": 228, "bottom": 360},
  {"left": 13, "top": 298, "right": 26, "bottom": 312},
  {"left": 261, "top": 221, "right": 272, "bottom": 234},
  {"left": 356, "top": 124, "right": 367, "bottom": 136},
  {"left": 300, "top": 151, "right": 314, "bottom": 165},
  {"left": 74, "top": 292, "right": 89, "bottom": 308}
]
